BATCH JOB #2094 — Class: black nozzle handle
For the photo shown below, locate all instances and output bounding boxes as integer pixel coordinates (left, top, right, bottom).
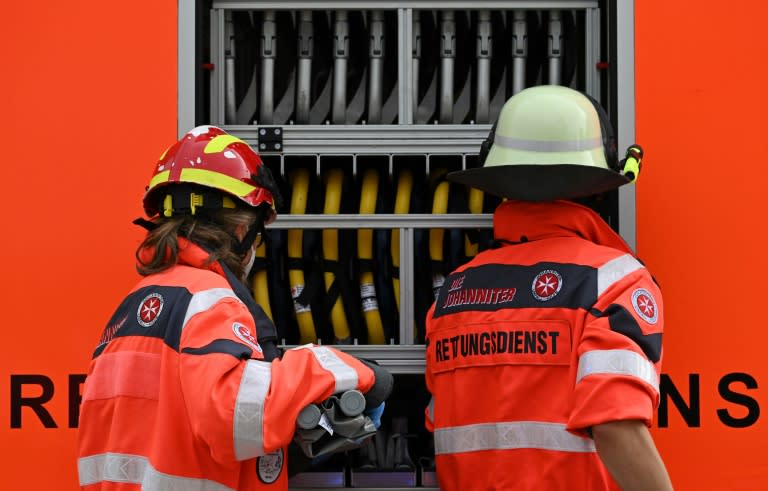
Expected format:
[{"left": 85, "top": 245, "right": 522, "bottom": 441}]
[{"left": 360, "top": 359, "right": 394, "bottom": 409}]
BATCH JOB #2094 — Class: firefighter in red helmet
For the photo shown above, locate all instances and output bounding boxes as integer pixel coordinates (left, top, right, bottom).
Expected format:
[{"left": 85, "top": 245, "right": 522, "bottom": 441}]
[
  {"left": 77, "top": 126, "right": 391, "bottom": 490},
  {"left": 425, "top": 86, "right": 673, "bottom": 490}
]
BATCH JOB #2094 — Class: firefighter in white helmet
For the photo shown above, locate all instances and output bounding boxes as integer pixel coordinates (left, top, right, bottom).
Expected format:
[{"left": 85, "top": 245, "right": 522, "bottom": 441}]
[{"left": 425, "top": 85, "right": 673, "bottom": 491}]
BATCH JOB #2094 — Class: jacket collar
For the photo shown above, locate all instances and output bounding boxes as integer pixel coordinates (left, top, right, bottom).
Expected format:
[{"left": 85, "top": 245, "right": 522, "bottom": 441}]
[
  {"left": 175, "top": 237, "right": 227, "bottom": 276},
  {"left": 493, "top": 200, "right": 634, "bottom": 255},
  {"left": 136, "top": 237, "right": 227, "bottom": 277}
]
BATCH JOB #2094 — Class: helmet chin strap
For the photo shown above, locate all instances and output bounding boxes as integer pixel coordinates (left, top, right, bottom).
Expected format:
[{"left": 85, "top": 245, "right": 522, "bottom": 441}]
[
  {"left": 232, "top": 219, "right": 262, "bottom": 256},
  {"left": 132, "top": 217, "right": 158, "bottom": 231},
  {"left": 242, "top": 246, "right": 257, "bottom": 279}
]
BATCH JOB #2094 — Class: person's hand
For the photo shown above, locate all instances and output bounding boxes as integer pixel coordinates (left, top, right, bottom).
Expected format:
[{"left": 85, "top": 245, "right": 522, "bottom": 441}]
[{"left": 364, "top": 401, "right": 385, "bottom": 429}]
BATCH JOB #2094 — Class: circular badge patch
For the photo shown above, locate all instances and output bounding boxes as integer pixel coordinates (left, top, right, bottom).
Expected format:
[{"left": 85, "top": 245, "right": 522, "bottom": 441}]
[
  {"left": 137, "top": 293, "right": 164, "bottom": 327},
  {"left": 631, "top": 288, "right": 659, "bottom": 325},
  {"left": 232, "top": 322, "right": 263, "bottom": 354},
  {"left": 257, "top": 448, "right": 283, "bottom": 484},
  {"left": 532, "top": 270, "right": 563, "bottom": 301}
]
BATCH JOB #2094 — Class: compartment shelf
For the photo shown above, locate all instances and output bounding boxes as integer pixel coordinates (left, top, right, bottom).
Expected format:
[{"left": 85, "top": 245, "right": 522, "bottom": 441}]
[
  {"left": 224, "top": 124, "right": 491, "bottom": 155},
  {"left": 282, "top": 344, "right": 428, "bottom": 374}
]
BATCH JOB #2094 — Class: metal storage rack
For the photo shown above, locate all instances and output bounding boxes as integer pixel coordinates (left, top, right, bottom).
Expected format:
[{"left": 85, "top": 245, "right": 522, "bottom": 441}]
[{"left": 178, "top": 1, "right": 636, "bottom": 487}]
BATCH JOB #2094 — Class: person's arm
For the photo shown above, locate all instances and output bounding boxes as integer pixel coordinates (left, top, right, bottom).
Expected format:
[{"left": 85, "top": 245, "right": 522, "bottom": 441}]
[
  {"left": 592, "top": 420, "right": 673, "bottom": 491},
  {"left": 178, "top": 296, "right": 383, "bottom": 463}
]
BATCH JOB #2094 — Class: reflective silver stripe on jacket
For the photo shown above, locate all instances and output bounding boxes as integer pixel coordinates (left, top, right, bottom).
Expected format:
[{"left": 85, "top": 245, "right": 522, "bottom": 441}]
[
  {"left": 596, "top": 254, "right": 643, "bottom": 297},
  {"left": 233, "top": 360, "right": 272, "bottom": 460},
  {"left": 293, "top": 345, "right": 359, "bottom": 393},
  {"left": 577, "top": 349, "right": 659, "bottom": 393},
  {"left": 434, "top": 421, "right": 595, "bottom": 455},
  {"left": 493, "top": 133, "right": 603, "bottom": 152},
  {"left": 183, "top": 288, "right": 240, "bottom": 328},
  {"left": 426, "top": 397, "right": 435, "bottom": 424},
  {"left": 78, "top": 452, "right": 234, "bottom": 490}
]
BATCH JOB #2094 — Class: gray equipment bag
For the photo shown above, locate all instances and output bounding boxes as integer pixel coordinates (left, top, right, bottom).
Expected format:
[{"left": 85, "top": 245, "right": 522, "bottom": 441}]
[
  {"left": 294, "top": 360, "right": 394, "bottom": 459},
  {"left": 294, "top": 390, "right": 377, "bottom": 458}
]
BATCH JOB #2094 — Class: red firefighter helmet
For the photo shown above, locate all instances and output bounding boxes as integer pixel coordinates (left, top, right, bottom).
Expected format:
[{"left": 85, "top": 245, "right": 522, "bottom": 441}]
[{"left": 143, "top": 125, "right": 276, "bottom": 220}]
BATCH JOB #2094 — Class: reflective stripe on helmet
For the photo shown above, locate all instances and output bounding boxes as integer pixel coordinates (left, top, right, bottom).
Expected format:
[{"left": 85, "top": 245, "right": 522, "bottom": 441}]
[
  {"left": 204, "top": 134, "right": 247, "bottom": 154},
  {"left": 148, "top": 170, "right": 171, "bottom": 190},
  {"left": 179, "top": 168, "right": 257, "bottom": 197},
  {"left": 158, "top": 144, "right": 173, "bottom": 162},
  {"left": 493, "top": 133, "right": 603, "bottom": 153}
]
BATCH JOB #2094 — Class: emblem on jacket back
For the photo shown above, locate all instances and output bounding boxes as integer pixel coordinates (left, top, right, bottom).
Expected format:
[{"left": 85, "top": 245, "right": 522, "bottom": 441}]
[
  {"left": 137, "top": 293, "right": 164, "bottom": 327},
  {"left": 532, "top": 270, "right": 563, "bottom": 301}
]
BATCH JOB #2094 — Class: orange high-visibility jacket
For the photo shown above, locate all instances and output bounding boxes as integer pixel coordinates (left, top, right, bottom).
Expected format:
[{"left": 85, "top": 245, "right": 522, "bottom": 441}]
[
  {"left": 78, "top": 238, "right": 375, "bottom": 490},
  {"left": 425, "top": 201, "right": 663, "bottom": 491}
]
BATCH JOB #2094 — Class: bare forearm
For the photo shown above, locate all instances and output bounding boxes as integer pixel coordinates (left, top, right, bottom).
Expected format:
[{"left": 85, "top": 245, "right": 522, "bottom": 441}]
[{"left": 592, "top": 420, "right": 673, "bottom": 491}]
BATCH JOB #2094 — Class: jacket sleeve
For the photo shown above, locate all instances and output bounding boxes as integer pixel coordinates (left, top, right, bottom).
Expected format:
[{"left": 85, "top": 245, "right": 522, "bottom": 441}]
[
  {"left": 177, "top": 294, "right": 376, "bottom": 464},
  {"left": 567, "top": 255, "right": 664, "bottom": 437}
]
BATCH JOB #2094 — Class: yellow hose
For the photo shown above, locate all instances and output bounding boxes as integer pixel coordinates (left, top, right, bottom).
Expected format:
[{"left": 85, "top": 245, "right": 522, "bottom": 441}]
[
  {"left": 251, "top": 239, "right": 273, "bottom": 322},
  {"left": 288, "top": 168, "right": 317, "bottom": 344},
  {"left": 430, "top": 179, "right": 450, "bottom": 300},
  {"left": 322, "top": 169, "right": 351, "bottom": 342},
  {"left": 392, "top": 169, "right": 413, "bottom": 312},
  {"left": 358, "top": 168, "right": 386, "bottom": 344},
  {"left": 464, "top": 188, "right": 484, "bottom": 257}
]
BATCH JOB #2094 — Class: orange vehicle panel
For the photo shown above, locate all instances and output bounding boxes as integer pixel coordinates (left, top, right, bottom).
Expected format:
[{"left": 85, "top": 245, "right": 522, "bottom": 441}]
[
  {"left": 0, "top": 2, "right": 177, "bottom": 489},
  {"left": 2, "top": 0, "right": 768, "bottom": 489},
  {"left": 637, "top": 1, "right": 768, "bottom": 489}
]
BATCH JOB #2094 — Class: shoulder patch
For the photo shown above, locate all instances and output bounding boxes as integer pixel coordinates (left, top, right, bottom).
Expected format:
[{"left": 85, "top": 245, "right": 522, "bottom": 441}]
[
  {"left": 232, "top": 322, "right": 263, "bottom": 354},
  {"left": 137, "top": 293, "right": 164, "bottom": 327},
  {"left": 257, "top": 448, "right": 283, "bottom": 484},
  {"left": 532, "top": 270, "right": 563, "bottom": 301},
  {"left": 631, "top": 288, "right": 658, "bottom": 325}
]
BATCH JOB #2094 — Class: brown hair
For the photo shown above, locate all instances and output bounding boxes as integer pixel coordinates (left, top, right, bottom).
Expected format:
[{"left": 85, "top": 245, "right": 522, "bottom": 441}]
[{"left": 136, "top": 204, "right": 270, "bottom": 279}]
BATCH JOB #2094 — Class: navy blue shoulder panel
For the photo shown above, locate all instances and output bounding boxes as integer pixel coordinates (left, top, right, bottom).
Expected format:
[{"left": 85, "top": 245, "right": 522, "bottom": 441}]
[
  {"left": 93, "top": 285, "right": 192, "bottom": 358},
  {"left": 593, "top": 304, "right": 663, "bottom": 363},
  {"left": 432, "top": 262, "right": 597, "bottom": 319}
]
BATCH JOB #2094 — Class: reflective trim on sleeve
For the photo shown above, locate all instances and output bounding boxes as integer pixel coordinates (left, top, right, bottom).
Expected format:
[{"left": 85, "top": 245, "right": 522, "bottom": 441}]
[
  {"left": 233, "top": 360, "right": 272, "bottom": 460},
  {"left": 426, "top": 397, "right": 435, "bottom": 424},
  {"left": 183, "top": 288, "right": 240, "bottom": 329},
  {"left": 434, "top": 421, "right": 595, "bottom": 455},
  {"left": 577, "top": 349, "right": 659, "bottom": 393},
  {"left": 597, "top": 254, "right": 643, "bottom": 297},
  {"left": 292, "top": 345, "right": 359, "bottom": 393},
  {"left": 78, "top": 452, "right": 234, "bottom": 490}
]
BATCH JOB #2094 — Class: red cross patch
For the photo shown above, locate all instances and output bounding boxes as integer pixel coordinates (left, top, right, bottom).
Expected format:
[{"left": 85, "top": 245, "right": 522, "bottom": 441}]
[
  {"left": 631, "top": 288, "right": 659, "bottom": 325},
  {"left": 532, "top": 270, "right": 563, "bottom": 301},
  {"left": 137, "top": 293, "right": 164, "bottom": 327}
]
